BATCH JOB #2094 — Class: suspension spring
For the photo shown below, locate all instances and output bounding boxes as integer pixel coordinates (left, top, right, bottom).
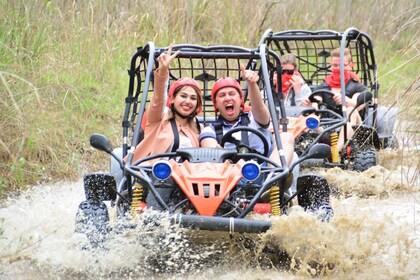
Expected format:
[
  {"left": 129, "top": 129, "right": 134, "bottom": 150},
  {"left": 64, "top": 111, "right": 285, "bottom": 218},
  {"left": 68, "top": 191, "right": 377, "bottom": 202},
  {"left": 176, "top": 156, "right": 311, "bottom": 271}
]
[
  {"left": 270, "top": 186, "right": 281, "bottom": 216},
  {"left": 330, "top": 132, "right": 340, "bottom": 163},
  {"left": 130, "top": 184, "right": 144, "bottom": 217}
]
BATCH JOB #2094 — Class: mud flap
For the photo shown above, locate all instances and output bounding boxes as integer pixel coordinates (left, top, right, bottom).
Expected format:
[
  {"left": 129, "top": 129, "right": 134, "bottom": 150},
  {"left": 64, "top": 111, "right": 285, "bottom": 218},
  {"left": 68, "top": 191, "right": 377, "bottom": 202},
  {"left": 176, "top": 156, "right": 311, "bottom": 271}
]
[
  {"left": 84, "top": 172, "right": 117, "bottom": 201},
  {"left": 75, "top": 200, "right": 110, "bottom": 246},
  {"left": 297, "top": 174, "right": 333, "bottom": 221}
]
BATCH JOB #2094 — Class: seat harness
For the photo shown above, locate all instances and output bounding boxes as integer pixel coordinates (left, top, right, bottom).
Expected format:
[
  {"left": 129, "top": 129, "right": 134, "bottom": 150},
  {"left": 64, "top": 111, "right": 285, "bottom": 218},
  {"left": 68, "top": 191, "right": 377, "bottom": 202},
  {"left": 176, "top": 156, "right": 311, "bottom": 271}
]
[
  {"left": 170, "top": 117, "right": 201, "bottom": 152},
  {"left": 213, "top": 112, "right": 250, "bottom": 146}
]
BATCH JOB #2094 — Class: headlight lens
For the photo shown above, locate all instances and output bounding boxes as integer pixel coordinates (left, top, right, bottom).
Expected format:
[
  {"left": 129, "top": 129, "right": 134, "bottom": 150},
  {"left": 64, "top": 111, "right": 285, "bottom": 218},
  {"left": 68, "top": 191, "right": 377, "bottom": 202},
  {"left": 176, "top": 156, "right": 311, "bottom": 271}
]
[
  {"left": 152, "top": 161, "right": 172, "bottom": 180},
  {"left": 241, "top": 161, "right": 261, "bottom": 181},
  {"left": 306, "top": 116, "right": 319, "bottom": 130}
]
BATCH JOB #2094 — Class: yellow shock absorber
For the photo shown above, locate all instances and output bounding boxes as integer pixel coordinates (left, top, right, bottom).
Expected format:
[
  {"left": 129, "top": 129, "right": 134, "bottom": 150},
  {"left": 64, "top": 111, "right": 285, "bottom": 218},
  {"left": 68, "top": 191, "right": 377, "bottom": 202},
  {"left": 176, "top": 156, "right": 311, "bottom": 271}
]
[
  {"left": 270, "top": 185, "right": 281, "bottom": 216},
  {"left": 330, "top": 132, "right": 340, "bottom": 163},
  {"left": 130, "top": 184, "right": 144, "bottom": 217}
]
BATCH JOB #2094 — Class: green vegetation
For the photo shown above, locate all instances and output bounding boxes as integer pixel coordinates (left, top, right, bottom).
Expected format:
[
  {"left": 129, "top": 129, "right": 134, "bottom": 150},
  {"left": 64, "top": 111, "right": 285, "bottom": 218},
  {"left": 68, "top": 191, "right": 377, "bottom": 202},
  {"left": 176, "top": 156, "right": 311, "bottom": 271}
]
[{"left": 0, "top": 0, "right": 418, "bottom": 194}]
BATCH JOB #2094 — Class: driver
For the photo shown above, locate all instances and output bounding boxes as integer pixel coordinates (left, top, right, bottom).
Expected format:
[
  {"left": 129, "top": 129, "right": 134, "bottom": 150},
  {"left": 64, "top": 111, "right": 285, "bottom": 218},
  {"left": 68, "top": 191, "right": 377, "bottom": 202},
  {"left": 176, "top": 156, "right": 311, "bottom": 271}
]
[
  {"left": 199, "top": 65, "right": 294, "bottom": 166},
  {"left": 199, "top": 66, "right": 331, "bottom": 219},
  {"left": 302, "top": 47, "right": 369, "bottom": 149},
  {"left": 302, "top": 47, "right": 368, "bottom": 125}
]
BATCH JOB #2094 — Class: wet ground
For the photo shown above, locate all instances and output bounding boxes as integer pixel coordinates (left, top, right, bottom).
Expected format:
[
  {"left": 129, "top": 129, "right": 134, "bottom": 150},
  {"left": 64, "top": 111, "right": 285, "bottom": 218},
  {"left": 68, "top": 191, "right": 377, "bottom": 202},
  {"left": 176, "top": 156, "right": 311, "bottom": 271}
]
[{"left": 0, "top": 147, "right": 418, "bottom": 279}]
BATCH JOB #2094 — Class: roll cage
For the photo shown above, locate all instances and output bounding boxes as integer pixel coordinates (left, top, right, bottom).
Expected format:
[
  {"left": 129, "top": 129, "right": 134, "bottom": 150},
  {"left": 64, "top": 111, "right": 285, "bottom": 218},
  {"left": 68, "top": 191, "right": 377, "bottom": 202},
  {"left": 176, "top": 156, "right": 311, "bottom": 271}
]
[
  {"left": 122, "top": 43, "right": 289, "bottom": 167},
  {"left": 259, "top": 27, "right": 379, "bottom": 128}
]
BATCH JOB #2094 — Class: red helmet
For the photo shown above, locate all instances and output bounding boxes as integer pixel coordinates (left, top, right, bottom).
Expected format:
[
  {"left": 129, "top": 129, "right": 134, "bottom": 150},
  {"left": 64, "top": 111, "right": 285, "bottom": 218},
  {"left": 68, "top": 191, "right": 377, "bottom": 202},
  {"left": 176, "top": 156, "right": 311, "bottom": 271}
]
[
  {"left": 211, "top": 77, "right": 244, "bottom": 112},
  {"left": 166, "top": 78, "right": 203, "bottom": 115}
]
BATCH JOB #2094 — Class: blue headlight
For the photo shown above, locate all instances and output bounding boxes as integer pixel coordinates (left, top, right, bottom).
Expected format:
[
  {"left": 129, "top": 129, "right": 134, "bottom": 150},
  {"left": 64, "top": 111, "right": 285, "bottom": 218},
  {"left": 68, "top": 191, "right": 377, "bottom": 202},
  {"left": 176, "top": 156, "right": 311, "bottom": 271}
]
[
  {"left": 306, "top": 116, "right": 319, "bottom": 130},
  {"left": 152, "top": 161, "right": 172, "bottom": 180},
  {"left": 241, "top": 161, "right": 261, "bottom": 181}
]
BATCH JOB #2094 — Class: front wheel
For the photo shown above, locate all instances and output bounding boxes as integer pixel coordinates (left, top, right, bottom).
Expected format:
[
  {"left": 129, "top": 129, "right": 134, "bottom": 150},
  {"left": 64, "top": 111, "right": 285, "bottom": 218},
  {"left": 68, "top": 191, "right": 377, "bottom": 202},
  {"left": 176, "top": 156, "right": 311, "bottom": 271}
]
[
  {"left": 296, "top": 175, "right": 333, "bottom": 222},
  {"left": 75, "top": 200, "right": 110, "bottom": 246},
  {"left": 352, "top": 148, "right": 377, "bottom": 172}
]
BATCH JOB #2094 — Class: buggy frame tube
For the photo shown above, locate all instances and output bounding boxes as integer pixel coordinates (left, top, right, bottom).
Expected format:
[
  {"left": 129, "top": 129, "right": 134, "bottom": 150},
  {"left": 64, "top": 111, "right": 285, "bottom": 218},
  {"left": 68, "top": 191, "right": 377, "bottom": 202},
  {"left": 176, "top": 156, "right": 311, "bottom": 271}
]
[
  {"left": 260, "top": 44, "right": 288, "bottom": 169},
  {"left": 121, "top": 45, "right": 149, "bottom": 201},
  {"left": 238, "top": 169, "right": 289, "bottom": 218},
  {"left": 301, "top": 109, "right": 347, "bottom": 157},
  {"left": 170, "top": 214, "right": 271, "bottom": 233},
  {"left": 127, "top": 42, "right": 156, "bottom": 163},
  {"left": 121, "top": 42, "right": 156, "bottom": 203},
  {"left": 340, "top": 27, "right": 360, "bottom": 146},
  {"left": 124, "top": 164, "right": 171, "bottom": 211},
  {"left": 258, "top": 29, "right": 273, "bottom": 46}
]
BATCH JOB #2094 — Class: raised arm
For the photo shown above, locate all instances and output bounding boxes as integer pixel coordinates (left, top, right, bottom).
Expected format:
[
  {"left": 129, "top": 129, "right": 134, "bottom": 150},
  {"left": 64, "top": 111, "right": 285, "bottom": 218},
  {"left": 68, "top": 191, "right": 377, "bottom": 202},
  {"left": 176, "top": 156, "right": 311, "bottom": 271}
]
[
  {"left": 240, "top": 64, "right": 270, "bottom": 126},
  {"left": 147, "top": 45, "right": 180, "bottom": 123}
]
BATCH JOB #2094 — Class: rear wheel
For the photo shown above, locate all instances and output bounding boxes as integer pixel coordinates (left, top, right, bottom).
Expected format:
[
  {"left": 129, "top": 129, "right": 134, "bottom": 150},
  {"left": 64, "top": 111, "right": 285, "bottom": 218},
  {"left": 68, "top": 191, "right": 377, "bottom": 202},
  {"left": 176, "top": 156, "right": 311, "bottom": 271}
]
[
  {"left": 382, "top": 135, "right": 398, "bottom": 149},
  {"left": 353, "top": 147, "right": 377, "bottom": 172}
]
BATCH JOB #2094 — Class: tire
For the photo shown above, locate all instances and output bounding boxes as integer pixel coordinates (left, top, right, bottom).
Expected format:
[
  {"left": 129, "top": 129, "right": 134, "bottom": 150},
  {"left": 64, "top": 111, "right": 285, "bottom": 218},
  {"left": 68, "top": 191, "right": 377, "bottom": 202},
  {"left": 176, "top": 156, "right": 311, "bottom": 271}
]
[
  {"left": 297, "top": 175, "right": 330, "bottom": 209},
  {"left": 75, "top": 200, "right": 110, "bottom": 246},
  {"left": 353, "top": 147, "right": 377, "bottom": 172},
  {"left": 297, "top": 175, "right": 333, "bottom": 222},
  {"left": 382, "top": 135, "right": 399, "bottom": 149}
]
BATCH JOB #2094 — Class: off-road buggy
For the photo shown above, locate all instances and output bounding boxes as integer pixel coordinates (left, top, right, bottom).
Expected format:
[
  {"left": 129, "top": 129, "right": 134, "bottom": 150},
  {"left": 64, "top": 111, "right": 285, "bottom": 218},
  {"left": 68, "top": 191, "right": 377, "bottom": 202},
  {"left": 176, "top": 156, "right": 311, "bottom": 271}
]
[
  {"left": 75, "top": 43, "right": 333, "bottom": 243},
  {"left": 259, "top": 27, "right": 398, "bottom": 171}
]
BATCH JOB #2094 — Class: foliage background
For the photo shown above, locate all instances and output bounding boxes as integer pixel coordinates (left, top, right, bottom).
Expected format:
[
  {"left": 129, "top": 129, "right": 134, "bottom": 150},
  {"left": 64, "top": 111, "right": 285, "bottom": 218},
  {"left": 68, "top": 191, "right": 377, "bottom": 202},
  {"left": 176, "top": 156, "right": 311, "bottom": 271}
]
[{"left": 0, "top": 0, "right": 418, "bottom": 194}]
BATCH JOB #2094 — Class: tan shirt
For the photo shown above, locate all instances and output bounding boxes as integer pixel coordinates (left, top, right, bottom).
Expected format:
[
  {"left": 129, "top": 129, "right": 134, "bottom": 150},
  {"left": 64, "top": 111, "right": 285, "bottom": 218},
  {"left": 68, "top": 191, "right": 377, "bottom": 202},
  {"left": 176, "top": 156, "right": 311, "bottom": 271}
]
[{"left": 131, "top": 69, "right": 200, "bottom": 163}]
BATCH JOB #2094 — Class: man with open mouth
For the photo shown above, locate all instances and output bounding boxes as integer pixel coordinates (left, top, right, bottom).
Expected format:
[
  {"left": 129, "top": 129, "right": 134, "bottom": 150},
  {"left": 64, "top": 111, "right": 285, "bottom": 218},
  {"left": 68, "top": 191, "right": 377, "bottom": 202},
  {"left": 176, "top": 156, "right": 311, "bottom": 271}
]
[{"left": 199, "top": 64, "right": 294, "bottom": 167}]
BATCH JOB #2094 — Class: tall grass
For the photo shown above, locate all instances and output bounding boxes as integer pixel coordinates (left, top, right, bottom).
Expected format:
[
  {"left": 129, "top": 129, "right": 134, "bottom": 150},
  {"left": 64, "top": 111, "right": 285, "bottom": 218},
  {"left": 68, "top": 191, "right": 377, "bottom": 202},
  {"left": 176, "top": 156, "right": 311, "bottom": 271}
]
[{"left": 0, "top": 0, "right": 418, "bottom": 194}]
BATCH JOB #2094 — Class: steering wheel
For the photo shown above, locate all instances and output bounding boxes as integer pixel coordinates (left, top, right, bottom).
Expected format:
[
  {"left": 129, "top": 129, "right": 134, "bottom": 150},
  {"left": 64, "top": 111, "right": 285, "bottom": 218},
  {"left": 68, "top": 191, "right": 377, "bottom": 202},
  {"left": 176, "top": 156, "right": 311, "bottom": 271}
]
[
  {"left": 220, "top": 126, "right": 269, "bottom": 158},
  {"left": 307, "top": 89, "right": 345, "bottom": 127},
  {"left": 308, "top": 89, "right": 336, "bottom": 110}
]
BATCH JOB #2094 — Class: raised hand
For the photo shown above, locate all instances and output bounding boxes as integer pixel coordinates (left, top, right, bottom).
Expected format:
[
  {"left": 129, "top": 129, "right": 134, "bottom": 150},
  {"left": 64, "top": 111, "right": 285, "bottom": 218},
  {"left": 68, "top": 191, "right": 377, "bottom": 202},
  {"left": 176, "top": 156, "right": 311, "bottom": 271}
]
[
  {"left": 157, "top": 44, "right": 180, "bottom": 72},
  {"left": 290, "top": 74, "right": 304, "bottom": 92},
  {"left": 240, "top": 64, "right": 259, "bottom": 83}
]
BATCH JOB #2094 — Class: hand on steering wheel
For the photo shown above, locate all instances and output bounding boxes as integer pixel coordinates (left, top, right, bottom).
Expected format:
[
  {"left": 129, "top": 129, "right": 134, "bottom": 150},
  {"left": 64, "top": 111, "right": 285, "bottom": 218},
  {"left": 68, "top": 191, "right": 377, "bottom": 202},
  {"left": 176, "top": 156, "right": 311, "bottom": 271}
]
[
  {"left": 220, "top": 126, "right": 269, "bottom": 162},
  {"left": 308, "top": 89, "right": 336, "bottom": 110}
]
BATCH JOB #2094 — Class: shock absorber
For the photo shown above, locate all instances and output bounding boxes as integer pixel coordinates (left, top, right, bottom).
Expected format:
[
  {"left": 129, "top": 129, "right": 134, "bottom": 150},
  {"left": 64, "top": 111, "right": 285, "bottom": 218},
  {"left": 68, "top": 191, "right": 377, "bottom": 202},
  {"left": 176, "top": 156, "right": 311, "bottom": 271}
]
[
  {"left": 130, "top": 183, "right": 145, "bottom": 217},
  {"left": 330, "top": 132, "right": 340, "bottom": 163},
  {"left": 270, "top": 185, "right": 281, "bottom": 216}
]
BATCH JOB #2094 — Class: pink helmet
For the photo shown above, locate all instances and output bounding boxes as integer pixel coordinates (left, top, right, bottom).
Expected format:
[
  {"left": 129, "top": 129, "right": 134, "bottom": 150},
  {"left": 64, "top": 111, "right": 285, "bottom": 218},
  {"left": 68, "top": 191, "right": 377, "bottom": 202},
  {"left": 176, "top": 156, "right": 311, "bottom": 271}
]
[
  {"left": 211, "top": 77, "right": 244, "bottom": 112},
  {"left": 166, "top": 78, "right": 203, "bottom": 115}
]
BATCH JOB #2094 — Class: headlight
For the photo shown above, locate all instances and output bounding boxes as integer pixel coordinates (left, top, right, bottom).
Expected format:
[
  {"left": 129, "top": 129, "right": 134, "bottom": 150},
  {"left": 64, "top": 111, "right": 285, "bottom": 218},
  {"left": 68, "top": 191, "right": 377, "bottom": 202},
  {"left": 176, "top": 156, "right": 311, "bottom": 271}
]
[
  {"left": 152, "top": 161, "right": 172, "bottom": 180},
  {"left": 241, "top": 161, "right": 260, "bottom": 181},
  {"left": 306, "top": 116, "right": 319, "bottom": 130}
]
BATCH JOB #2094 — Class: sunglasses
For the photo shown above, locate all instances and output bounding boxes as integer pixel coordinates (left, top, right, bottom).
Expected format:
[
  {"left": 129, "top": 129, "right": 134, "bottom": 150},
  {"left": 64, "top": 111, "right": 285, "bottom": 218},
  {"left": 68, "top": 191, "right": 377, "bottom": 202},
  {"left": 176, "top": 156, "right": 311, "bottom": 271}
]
[{"left": 281, "top": 69, "right": 295, "bottom": 75}]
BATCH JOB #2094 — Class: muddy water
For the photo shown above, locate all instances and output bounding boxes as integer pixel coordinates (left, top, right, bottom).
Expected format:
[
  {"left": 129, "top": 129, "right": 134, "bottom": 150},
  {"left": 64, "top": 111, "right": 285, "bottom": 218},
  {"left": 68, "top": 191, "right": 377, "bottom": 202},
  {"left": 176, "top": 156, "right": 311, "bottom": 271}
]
[{"left": 0, "top": 148, "right": 418, "bottom": 280}]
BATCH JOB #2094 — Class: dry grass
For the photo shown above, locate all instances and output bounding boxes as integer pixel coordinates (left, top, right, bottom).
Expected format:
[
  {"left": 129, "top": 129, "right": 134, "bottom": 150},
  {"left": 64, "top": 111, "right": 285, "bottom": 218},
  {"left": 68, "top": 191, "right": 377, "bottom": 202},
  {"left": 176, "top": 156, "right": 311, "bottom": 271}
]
[{"left": 0, "top": 0, "right": 418, "bottom": 194}]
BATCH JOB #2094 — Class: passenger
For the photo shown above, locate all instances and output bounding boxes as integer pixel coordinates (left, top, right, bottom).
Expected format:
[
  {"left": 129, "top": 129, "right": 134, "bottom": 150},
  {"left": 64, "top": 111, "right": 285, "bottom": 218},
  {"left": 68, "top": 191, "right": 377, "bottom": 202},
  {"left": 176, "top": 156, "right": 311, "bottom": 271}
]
[
  {"left": 199, "top": 64, "right": 295, "bottom": 167},
  {"left": 276, "top": 53, "right": 311, "bottom": 106},
  {"left": 274, "top": 54, "right": 315, "bottom": 141},
  {"left": 132, "top": 45, "right": 203, "bottom": 163}
]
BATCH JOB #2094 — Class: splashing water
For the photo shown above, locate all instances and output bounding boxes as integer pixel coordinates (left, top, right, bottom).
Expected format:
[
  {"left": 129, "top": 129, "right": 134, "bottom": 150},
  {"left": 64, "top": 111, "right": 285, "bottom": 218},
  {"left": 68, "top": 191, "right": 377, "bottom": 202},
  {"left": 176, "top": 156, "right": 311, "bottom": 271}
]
[{"left": 0, "top": 149, "right": 419, "bottom": 279}]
